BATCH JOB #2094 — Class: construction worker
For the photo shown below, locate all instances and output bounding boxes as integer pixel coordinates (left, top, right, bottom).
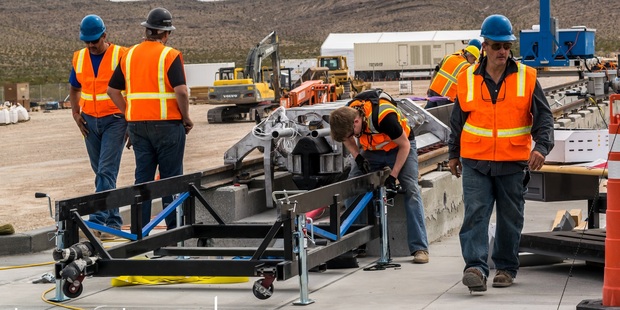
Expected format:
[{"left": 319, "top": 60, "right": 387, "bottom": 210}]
[
  {"left": 425, "top": 42, "right": 481, "bottom": 109},
  {"left": 448, "top": 15, "right": 554, "bottom": 292},
  {"left": 107, "top": 7, "right": 193, "bottom": 230},
  {"left": 69, "top": 15, "right": 127, "bottom": 240},
  {"left": 329, "top": 89, "right": 430, "bottom": 264}
]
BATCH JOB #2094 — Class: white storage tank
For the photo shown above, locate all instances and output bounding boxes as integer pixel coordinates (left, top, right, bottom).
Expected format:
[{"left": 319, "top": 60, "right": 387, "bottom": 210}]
[
  {"left": 16, "top": 104, "right": 29, "bottom": 122},
  {"left": 0, "top": 108, "right": 9, "bottom": 125},
  {"left": 9, "top": 106, "right": 18, "bottom": 124}
]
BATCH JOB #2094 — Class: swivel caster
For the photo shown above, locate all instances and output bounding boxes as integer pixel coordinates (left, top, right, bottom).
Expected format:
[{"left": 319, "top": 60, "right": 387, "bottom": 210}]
[
  {"left": 62, "top": 280, "right": 83, "bottom": 298},
  {"left": 252, "top": 278, "right": 274, "bottom": 300}
]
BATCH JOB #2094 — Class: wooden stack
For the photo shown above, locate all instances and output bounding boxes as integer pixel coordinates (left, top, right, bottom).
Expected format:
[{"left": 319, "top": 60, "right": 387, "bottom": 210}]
[{"left": 189, "top": 86, "right": 211, "bottom": 105}]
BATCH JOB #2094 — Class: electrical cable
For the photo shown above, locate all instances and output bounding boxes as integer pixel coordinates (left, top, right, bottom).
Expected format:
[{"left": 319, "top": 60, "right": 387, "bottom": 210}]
[
  {"left": 0, "top": 261, "right": 54, "bottom": 270},
  {"left": 41, "top": 286, "right": 84, "bottom": 310}
]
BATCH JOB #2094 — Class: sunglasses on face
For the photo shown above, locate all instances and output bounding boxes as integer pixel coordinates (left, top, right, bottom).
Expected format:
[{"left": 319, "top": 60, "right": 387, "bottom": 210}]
[
  {"left": 83, "top": 37, "right": 102, "bottom": 45},
  {"left": 487, "top": 42, "right": 512, "bottom": 51}
]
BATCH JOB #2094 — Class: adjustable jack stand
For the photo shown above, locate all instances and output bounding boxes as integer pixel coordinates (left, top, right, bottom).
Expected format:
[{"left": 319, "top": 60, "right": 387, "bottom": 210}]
[{"left": 364, "top": 187, "right": 401, "bottom": 271}]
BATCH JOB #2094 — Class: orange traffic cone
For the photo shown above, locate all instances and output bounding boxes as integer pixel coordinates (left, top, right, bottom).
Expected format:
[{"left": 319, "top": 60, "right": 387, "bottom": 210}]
[{"left": 603, "top": 94, "right": 620, "bottom": 306}]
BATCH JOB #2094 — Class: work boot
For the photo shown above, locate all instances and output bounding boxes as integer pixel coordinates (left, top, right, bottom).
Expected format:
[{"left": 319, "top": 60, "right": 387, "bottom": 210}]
[
  {"left": 462, "top": 267, "right": 487, "bottom": 292},
  {"left": 412, "top": 250, "right": 429, "bottom": 264},
  {"left": 492, "top": 270, "right": 514, "bottom": 288}
]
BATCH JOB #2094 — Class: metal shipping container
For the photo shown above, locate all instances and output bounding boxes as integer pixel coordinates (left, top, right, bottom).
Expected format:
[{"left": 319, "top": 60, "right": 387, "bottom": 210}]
[{"left": 354, "top": 40, "right": 469, "bottom": 81}]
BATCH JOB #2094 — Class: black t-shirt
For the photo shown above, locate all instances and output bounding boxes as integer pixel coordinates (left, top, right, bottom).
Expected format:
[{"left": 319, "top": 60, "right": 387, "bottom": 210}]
[
  {"left": 108, "top": 55, "right": 186, "bottom": 90},
  {"left": 376, "top": 112, "right": 404, "bottom": 140}
]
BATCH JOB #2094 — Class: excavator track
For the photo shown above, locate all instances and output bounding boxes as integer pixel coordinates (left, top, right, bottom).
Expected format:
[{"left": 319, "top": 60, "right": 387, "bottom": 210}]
[
  {"left": 207, "top": 106, "right": 247, "bottom": 123},
  {"left": 207, "top": 104, "right": 278, "bottom": 124}
]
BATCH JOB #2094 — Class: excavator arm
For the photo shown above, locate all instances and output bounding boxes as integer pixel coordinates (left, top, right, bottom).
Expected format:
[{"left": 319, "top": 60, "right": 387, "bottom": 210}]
[{"left": 244, "top": 31, "right": 282, "bottom": 102}]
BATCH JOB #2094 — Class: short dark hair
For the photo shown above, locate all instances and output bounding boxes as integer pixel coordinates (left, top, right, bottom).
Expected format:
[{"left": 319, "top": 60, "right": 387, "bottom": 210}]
[
  {"left": 329, "top": 106, "right": 358, "bottom": 142},
  {"left": 145, "top": 28, "right": 169, "bottom": 40}
]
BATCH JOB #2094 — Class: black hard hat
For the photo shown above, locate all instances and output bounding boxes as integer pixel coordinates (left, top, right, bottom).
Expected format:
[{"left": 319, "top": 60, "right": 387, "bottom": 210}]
[{"left": 141, "top": 7, "right": 176, "bottom": 31}]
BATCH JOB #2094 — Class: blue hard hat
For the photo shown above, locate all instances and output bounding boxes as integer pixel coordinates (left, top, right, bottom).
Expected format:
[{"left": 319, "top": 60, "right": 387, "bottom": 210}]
[
  {"left": 80, "top": 15, "right": 106, "bottom": 41},
  {"left": 468, "top": 38, "right": 482, "bottom": 50},
  {"left": 480, "top": 14, "right": 516, "bottom": 42}
]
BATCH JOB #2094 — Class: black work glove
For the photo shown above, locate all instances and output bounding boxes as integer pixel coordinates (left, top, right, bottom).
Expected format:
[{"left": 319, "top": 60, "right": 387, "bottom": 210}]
[
  {"left": 355, "top": 154, "right": 370, "bottom": 174},
  {"left": 384, "top": 175, "right": 398, "bottom": 199}
]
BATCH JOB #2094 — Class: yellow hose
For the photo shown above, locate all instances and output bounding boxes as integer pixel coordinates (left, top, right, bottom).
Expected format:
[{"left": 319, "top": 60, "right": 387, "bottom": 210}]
[
  {"left": 41, "top": 286, "right": 83, "bottom": 310},
  {"left": 111, "top": 275, "right": 249, "bottom": 287},
  {"left": 0, "top": 261, "right": 54, "bottom": 270}
]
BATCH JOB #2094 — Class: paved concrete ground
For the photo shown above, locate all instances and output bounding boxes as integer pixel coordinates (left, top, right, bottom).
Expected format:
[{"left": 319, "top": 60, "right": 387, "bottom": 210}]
[{"left": 0, "top": 198, "right": 608, "bottom": 310}]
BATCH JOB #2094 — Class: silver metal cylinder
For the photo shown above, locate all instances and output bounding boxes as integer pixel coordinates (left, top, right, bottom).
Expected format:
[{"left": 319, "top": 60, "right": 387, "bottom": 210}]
[
  {"left": 271, "top": 127, "right": 296, "bottom": 139},
  {"left": 310, "top": 128, "right": 330, "bottom": 138}
]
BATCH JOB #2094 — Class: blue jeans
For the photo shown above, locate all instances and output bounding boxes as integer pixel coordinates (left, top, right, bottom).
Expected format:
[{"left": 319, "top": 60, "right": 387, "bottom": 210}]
[
  {"left": 128, "top": 121, "right": 186, "bottom": 230},
  {"left": 349, "top": 139, "right": 429, "bottom": 254},
  {"left": 82, "top": 113, "right": 127, "bottom": 229},
  {"left": 459, "top": 164, "right": 526, "bottom": 278}
]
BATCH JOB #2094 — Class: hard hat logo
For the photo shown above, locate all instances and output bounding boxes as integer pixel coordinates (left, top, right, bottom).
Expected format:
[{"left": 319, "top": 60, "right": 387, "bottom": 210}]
[
  {"left": 80, "top": 15, "right": 106, "bottom": 42},
  {"left": 141, "top": 7, "right": 176, "bottom": 31},
  {"left": 480, "top": 14, "right": 516, "bottom": 42}
]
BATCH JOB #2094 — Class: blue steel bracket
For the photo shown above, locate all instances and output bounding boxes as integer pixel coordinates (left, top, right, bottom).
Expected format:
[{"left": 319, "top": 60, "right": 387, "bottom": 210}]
[{"left": 278, "top": 170, "right": 387, "bottom": 241}]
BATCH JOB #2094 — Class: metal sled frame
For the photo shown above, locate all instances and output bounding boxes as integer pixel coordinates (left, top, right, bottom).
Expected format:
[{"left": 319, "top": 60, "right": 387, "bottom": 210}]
[{"left": 54, "top": 169, "right": 388, "bottom": 303}]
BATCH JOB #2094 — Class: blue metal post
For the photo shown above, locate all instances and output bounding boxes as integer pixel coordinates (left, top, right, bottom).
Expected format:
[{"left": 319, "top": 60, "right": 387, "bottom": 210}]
[{"left": 539, "top": 0, "right": 552, "bottom": 65}]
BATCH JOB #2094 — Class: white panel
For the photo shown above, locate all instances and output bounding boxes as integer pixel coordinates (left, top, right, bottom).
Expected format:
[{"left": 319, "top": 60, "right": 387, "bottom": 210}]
[{"left": 608, "top": 160, "right": 620, "bottom": 179}]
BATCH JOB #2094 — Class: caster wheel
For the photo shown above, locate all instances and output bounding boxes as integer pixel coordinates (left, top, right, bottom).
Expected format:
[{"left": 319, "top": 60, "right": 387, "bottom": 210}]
[
  {"left": 62, "top": 280, "right": 83, "bottom": 298},
  {"left": 252, "top": 279, "right": 274, "bottom": 300}
]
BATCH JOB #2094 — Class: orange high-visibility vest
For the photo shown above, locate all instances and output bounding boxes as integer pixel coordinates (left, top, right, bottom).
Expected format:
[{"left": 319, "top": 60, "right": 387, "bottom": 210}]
[
  {"left": 73, "top": 44, "right": 125, "bottom": 117},
  {"left": 349, "top": 99, "right": 411, "bottom": 152},
  {"left": 457, "top": 62, "right": 537, "bottom": 161},
  {"left": 429, "top": 53, "right": 471, "bottom": 102},
  {"left": 121, "top": 41, "right": 182, "bottom": 121}
]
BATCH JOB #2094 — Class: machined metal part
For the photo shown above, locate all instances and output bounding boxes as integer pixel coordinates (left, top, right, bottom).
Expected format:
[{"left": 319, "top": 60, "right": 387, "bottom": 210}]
[{"left": 223, "top": 98, "right": 451, "bottom": 211}]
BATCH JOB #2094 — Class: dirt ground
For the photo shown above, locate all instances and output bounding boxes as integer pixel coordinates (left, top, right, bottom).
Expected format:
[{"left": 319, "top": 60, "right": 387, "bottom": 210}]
[{"left": 0, "top": 78, "right": 574, "bottom": 233}]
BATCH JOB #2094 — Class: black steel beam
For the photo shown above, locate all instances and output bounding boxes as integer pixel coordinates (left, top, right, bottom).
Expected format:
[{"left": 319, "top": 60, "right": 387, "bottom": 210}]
[
  {"left": 191, "top": 224, "right": 284, "bottom": 239},
  {"left": 107, "top": 226, "right": 195, "bottom": 258},
  {"left": 56, "top": 172, "right": 203, "bottom": 221},
  {"left": 519, "top": 230, "right": 605, "bottom": 263},
  {"left": 154, "top": 247, "right": 285, "bottom": 257},
  {"left": 95, "top": 259, "right": 284, "bottom": 277},
  {"left": 278, "top": 170, "right": 386, "bottom": 215}
]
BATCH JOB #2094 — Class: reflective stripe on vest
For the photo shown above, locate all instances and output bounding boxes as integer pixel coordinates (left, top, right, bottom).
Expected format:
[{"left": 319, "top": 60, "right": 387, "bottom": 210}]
[
  {"left": 73, "top": 45, "right": 124, "bottom": 117},
  {"left": 76, "top": 45, "right": 121, "bottom": 74},
  {"left": 81, "top": 92, "right": 111, "bottom": 101},
  {"left": 429, "top": 54, "right": 470, "bottom": 101},
  {"left": 76, "top": 49, "right": 86, "bottom": 74},
  {"left": 125, "top": 46, "right": 176, "bottom": 120},
  {"left": 466, "top": 63, "right": 528, "bottom": 102},
  {"left": 436, "top": 58, "right": 469, "bottom": 96},
  {"left": 464, "top": 122, "right": 532, "bottom": 138},
  {"left": 458, "top": 62, "right": 535, "bottom": 161},
  {"left": 360, "top": 102, "right": 410, "bottom": 152}
]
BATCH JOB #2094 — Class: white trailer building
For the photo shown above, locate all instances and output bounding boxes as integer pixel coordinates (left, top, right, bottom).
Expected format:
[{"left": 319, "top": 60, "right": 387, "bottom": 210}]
[
  {"left": 321, "top": 30, "right": 482, "bottom": 81},
  {"left": 184, "top": 62, "right": 235, "bottom": 92}
]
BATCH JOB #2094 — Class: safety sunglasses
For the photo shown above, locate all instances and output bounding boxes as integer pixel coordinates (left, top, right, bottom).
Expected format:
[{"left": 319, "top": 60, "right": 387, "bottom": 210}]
[
  {"left": 83, "top": 37, "right": 102, "bottom": 45},
  {"left": 487, "top": 42, "right": 512, "bottom": 51}
]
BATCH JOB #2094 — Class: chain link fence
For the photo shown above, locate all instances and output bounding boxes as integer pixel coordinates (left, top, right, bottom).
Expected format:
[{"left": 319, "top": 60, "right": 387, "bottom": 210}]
[{"left": 1, "top": 83, "right": 70, "bottom": 104}]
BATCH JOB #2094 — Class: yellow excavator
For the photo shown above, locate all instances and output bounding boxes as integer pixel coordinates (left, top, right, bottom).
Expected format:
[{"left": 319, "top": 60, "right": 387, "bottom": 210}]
[{"left": 206, "top": 31, "right": 289, "bottom": 123}]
